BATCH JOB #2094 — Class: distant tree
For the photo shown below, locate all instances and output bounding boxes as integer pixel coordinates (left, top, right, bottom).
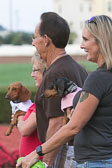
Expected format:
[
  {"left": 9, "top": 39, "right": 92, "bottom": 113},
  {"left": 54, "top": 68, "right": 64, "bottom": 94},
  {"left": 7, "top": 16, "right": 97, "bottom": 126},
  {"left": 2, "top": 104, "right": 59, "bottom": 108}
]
[
  {"left": 0, "top": 36, "right": 3, "bottom": 45},
  {"left": 0, "top": 28, "right": 77, "bottom": 45},
  {"left": 1, "top": 32, "right": 33, "bottom": 45},
  {"left": 68, "top": 22, "right": 77, "bottom": 44},
  {"left": 68, "top": 31, "right": 77, "bottom": 44},
  {"left": 11, "top": 33, "right": 24, "bottom": 45}
]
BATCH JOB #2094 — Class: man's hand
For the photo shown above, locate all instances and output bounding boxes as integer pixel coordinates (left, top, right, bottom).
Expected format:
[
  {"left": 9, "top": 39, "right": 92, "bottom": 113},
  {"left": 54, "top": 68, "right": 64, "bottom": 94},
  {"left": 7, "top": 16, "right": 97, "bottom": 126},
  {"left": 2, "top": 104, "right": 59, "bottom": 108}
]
[{"left": 16, "top": 150, "right": 40, "bottom": 168}]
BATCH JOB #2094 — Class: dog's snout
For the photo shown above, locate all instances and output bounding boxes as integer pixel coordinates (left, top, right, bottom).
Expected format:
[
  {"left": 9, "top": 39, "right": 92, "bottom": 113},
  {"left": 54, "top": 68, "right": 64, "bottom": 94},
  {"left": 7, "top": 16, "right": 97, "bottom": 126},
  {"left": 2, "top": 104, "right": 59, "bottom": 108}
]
[{"left": 5, "top": 94, "right": 10, "bottom": 99}]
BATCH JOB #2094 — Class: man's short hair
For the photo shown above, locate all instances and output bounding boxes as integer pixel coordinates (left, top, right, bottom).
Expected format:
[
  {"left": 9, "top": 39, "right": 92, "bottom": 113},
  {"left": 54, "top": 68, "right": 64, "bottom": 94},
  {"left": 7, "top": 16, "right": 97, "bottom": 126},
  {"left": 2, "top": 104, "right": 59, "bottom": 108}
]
[{"left": 40, "top": 12, "right": 70, "bottom": 48}]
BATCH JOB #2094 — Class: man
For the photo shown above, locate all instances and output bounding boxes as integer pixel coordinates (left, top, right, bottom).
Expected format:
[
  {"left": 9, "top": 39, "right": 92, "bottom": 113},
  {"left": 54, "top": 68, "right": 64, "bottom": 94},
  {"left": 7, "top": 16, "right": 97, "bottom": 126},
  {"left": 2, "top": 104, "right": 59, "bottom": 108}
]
[{"left": 16, "top": 12, "right": 87, "bottom": 168}]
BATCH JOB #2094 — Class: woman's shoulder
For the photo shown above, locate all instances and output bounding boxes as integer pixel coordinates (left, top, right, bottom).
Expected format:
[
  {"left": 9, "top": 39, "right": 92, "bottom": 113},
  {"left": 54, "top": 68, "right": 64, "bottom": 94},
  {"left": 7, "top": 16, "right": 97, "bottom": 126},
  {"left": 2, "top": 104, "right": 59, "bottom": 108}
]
[
  {"left": 87, "top": 67, "right": 111, "bottom": 82},
  {"left": 82, "top": 68, "right": 112, "bottom": 99},
  {"left": 85, "top": 70, "right": 99, "bottom": 83}
]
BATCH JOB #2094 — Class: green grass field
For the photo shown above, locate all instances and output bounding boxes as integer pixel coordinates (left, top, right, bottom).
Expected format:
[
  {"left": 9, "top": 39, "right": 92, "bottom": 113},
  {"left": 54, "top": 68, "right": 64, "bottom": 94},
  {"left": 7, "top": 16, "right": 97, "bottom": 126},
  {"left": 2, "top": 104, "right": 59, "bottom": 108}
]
[
  {"left": 0, "top": 61, "right": 98, "bottom": 88},
  {"left": 0, "top": 63, "right": 35, "bottom": 90},
  {"left": 80, "top": 61, "right": 97, "bottom": 73}
]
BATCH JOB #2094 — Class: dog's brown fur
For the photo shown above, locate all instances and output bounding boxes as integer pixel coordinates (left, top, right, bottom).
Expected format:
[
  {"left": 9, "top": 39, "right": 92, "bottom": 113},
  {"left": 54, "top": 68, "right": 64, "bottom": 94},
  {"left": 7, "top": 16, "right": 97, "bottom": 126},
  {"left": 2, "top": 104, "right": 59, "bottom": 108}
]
[
  {"left": 43, "top": 78, "right": 81, "bottom": 145},
  {"left": 5, "top": 82, "right": 31, "bottom": 136},
  {"left": 43, "top": 86, "right": 58, "bottom": 98},
  {"left": 43, "top": 84, "right": 69, "bottom": 126},
  {"left": 43, "top": 79, "right": 74, "bottom": 145}
]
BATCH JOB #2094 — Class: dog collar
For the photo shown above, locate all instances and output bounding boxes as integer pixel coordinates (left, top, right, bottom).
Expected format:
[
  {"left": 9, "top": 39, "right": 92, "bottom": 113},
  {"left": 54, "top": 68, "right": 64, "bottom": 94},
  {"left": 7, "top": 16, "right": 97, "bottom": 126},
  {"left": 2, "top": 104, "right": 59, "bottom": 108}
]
[
  {"left": 64, "top": 81, "right": 78, "bottom": 97},
  {"left": 12, "top": 100, "right": 21, "bottom": 103}
]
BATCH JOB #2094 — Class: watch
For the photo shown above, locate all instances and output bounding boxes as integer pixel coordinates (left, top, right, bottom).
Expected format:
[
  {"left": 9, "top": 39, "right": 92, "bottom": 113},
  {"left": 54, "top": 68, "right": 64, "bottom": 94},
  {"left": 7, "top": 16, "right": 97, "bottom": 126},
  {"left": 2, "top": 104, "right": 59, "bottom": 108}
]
[{"left": 36, "top": 145, "right": 44, "bottom": 156}]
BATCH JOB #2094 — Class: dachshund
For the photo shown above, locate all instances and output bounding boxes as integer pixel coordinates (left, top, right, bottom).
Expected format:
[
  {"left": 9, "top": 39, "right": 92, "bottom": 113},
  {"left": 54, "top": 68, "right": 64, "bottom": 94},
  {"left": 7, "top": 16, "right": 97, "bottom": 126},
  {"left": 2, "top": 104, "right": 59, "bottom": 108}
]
[
  {"left": 42, "top": 77, "right": 82, "bottom": 125},
  {"left": 42, "top": 77, "right": 82, "bottom": 145},
  {"left": 5, "top": 82, "right": 32, "bottom": 136},
  {"left": 42, "top": 77, "right": 78, "bottom": 98}
]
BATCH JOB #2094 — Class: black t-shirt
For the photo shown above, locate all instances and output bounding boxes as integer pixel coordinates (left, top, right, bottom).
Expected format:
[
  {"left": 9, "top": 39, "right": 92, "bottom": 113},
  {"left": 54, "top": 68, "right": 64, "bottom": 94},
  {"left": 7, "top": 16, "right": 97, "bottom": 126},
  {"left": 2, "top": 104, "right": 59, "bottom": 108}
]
[
  {"left": 35, "top": 55, "right": 87, "bottom": 142},
  {"left": 74, "top": 66, "right": 112, "bottom": 163}
]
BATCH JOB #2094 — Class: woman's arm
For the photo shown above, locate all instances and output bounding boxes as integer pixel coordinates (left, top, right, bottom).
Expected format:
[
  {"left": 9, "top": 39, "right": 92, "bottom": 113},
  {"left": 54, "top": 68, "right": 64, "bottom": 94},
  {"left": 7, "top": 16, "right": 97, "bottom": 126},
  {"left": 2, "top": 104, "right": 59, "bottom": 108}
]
[
  {"left": 42, "top": 91, "right": 99, "bottom": 154},
  {"left": 17, "top": 112, "right": 37, "bottom": 136},
  {"left": 16, "top": 91, "right": 99, "bottom": 168}
]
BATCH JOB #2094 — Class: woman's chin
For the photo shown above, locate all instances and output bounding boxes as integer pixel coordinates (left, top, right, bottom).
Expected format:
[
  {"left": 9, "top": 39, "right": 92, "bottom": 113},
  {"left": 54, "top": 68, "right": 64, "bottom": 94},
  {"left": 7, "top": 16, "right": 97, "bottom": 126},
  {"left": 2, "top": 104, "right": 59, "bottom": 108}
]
[
  {"left": 86, "top": 55, "right": 90, "bottom": 61},
  {"left": 86, "top": 55, "right": 92, "bottom": 62},
  {"left": 36, "top": 84, "right": 39, "bottom": 88}
]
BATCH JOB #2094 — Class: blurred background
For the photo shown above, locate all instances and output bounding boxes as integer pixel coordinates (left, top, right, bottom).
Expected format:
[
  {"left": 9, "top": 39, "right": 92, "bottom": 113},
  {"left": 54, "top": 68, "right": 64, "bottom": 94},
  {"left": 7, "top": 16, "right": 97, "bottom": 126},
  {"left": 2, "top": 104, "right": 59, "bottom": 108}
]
[
  {"left": 0, "top": 0, "right": 112, "bottom": 44},
  {"left": 0, "top": 0, "right": 112, "bottom": 167}
]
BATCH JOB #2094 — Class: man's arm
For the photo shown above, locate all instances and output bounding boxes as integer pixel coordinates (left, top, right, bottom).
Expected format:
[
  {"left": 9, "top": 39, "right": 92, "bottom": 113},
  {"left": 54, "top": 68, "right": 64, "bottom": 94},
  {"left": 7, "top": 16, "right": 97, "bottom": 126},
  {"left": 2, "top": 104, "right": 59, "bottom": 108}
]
[{"left": 42, "top": 116, "right": 64, "bottom": 166}]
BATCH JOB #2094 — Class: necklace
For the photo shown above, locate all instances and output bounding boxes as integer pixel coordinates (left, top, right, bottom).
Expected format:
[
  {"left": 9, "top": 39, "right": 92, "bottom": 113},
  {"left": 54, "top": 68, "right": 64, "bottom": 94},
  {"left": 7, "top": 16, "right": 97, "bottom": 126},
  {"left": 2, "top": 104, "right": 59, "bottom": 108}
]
[{"left": 50, "top": 53, "right": 67, "bottom": 65}]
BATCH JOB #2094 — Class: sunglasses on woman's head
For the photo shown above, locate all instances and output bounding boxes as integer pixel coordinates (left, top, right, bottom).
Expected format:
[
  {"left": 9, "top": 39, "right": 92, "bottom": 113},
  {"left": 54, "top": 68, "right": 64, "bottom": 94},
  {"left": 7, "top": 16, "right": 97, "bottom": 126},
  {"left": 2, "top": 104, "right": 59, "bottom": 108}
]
[{"left": 88, "top": 17, "right": 97, "bottom": 25}]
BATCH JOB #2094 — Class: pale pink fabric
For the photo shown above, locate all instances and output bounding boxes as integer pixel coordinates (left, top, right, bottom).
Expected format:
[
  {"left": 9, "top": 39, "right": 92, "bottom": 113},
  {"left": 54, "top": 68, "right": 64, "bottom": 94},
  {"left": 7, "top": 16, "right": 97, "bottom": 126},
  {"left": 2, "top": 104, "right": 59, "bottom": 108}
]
[{"left": 61, "top": 87, "right": 82, "bottom": 111}]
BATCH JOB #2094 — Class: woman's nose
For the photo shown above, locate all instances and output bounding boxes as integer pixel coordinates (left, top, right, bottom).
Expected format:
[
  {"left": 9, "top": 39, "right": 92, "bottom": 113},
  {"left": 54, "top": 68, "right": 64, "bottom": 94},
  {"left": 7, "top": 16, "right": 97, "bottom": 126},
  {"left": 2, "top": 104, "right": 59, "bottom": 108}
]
[
  {"left": 80, "top": 41, "right": 85, "bottom": 49},
  {"left": 31, "top": 71, "right": 34, "bottom": 78}
]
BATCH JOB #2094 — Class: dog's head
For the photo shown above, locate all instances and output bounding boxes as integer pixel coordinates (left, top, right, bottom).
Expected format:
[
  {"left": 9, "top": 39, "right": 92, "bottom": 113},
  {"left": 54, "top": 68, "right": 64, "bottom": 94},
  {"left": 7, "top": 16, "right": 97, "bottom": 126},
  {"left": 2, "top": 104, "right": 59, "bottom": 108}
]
[
  {"left": 42, "top": 77, "right": 78, "bottom": 98},
  {"left": 5, "top": 82, "right": 31, "bottom": 102}
]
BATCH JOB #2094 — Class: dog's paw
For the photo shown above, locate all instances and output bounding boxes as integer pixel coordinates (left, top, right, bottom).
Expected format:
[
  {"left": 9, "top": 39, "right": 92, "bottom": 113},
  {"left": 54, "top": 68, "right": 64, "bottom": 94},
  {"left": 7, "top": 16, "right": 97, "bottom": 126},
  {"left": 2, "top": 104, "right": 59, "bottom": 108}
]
[
  {"left": 5, "top": 131, "right": 11, "bottom": 136},
  {"left": 5, "top": 127, "right": 12, "bottom": 136}
]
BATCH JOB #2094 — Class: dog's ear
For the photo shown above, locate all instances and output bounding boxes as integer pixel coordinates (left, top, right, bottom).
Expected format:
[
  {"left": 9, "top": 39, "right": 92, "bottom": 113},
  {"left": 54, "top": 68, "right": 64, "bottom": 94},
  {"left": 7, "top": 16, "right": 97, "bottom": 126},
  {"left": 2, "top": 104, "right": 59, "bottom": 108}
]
[
  {"left": 57, "top": 87, "right": 65, "bottom": 97},
  {"left": 19, "top": 85, "right": 31, "bottom": 102},
  {"left": 56, "top": 77, "right": 78, "bottom": 98},
  {"left": 48, "top": 80, "right": 57, "bottom": 90},
  {"left": 56, "top": 78, "right": 69, "bottom": 97}
]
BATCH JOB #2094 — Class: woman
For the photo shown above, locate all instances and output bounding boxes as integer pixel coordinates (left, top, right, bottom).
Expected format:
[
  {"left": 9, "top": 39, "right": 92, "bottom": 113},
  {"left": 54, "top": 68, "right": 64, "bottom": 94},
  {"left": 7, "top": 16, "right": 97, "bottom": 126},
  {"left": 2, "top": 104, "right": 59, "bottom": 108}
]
[
  {"left": 16, "top": 15, "right": 112, "bottom": 168},
  {"left": 16, "top": 53, "right": 47, "bottom": 157}
]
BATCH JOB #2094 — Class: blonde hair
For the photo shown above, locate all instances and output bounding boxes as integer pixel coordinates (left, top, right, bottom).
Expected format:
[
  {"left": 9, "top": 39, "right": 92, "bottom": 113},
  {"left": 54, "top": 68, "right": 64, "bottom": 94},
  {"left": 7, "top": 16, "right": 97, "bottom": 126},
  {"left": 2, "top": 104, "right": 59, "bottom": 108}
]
[
  {"left": 85, "top": 15, "right": 112, "bottom": 70},
  {"left": 31, "top": 52, "right": 47, "bottom": 73}
]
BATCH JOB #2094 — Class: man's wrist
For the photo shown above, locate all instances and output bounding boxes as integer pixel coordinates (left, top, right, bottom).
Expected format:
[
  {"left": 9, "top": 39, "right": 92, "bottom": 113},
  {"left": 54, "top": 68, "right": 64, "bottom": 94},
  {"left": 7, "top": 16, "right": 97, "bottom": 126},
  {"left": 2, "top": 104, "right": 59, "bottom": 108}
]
[{"left": 36, "top": 145, "right": 44, "bottom": 156}]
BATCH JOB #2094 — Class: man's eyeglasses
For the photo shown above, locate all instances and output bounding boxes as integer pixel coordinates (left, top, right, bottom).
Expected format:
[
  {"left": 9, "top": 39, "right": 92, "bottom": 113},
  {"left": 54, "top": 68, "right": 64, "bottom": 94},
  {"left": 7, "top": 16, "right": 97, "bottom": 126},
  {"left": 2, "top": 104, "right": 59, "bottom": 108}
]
[
  {"left": 32, "top": 68, "right": 41, "bottom": 73},
  {"left": 88, "top": 17, "right": 97, "bottom": 25}
]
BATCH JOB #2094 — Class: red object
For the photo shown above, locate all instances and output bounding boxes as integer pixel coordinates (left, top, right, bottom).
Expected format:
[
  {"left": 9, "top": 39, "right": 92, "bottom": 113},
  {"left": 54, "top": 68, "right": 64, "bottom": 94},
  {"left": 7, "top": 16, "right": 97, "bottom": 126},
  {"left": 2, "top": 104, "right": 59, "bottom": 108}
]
[
  {"left": 0, "top": 124, "right": 20, "bottom": 167},
  {"left": 19, "top": 103, "right": 42, "bottom": 157}
]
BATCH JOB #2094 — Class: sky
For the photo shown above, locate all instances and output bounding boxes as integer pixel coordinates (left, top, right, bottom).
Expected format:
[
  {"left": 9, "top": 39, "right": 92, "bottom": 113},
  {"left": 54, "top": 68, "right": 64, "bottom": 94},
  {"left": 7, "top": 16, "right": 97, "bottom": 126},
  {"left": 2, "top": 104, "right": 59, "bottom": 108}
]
[{"left": 0, "top": 0, "right": 53, "bottom": 33}]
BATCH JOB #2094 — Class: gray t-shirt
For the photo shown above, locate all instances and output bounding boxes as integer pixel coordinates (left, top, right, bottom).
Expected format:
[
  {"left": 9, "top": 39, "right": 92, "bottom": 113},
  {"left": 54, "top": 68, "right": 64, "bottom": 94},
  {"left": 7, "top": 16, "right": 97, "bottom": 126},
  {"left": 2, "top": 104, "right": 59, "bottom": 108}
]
[{"left": 74, "top": 66, "right": 112, "bottom": 163}]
